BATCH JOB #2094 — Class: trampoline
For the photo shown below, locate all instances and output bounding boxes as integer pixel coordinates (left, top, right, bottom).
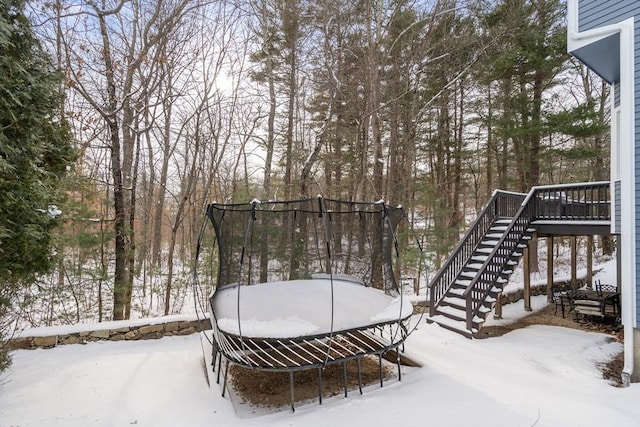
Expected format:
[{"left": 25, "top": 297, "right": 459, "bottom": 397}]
[{"left": 195, "top": 197, "right": 421, "bottom": 410}]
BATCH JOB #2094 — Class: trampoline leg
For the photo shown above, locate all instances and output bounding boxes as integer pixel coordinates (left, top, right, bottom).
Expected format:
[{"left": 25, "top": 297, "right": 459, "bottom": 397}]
[
  {"left": 317, "top": 368, "right": 323, "bottom": 405},
  {"left": 378, "top": 354, "right": 383, "bottom": 388},
  {"left": 216, "top": 352, "right": 223, "bottom": 384},
  {"left": 397, "top": 351, "right": 402, "bottom": 382},
  {"left": 221, "top": 360, "right": 229, "bottom": 398},
  {"left": 343, "top": 362, "right": 348, "bottom": 398},
  {"left": 289, "top": 372, "right": 295, "bottom": 413},
  {"left": 211, "top": 342, "right": 218, "bottom": 370},
  {"left": 356, "top": 358, "right": 363, "bottom": 395}
]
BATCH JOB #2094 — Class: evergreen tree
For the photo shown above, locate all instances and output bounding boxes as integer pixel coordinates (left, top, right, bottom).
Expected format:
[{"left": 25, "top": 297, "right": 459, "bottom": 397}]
[
  {"left": 480, "top": 0, "right": 568, "bottom": 191},
  {"left": 0, "top": 0, "right": 74, "bottom": 372}
]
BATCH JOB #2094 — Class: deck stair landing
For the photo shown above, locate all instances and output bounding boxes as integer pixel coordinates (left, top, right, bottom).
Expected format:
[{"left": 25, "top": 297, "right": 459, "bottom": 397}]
[{"left": 427, "top": 182, "right": 611, "bottom": 338}]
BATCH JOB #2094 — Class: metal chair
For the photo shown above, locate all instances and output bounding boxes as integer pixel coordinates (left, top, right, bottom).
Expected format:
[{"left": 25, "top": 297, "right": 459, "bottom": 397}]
[
  {"left": 596, "top": 281, "right": 619, "bottom": 316},
  {"left": 551, "top": 282, "right": 573, "bottom": 318}
]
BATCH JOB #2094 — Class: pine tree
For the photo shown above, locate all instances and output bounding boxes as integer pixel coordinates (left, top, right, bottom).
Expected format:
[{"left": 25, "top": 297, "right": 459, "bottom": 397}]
[{"left": 0, "top": 0, "right": 74, "bottom": 372}]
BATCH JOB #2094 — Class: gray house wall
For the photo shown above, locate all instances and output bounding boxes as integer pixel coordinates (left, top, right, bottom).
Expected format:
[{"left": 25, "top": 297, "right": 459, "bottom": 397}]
[
  {"left": 578, "top": 0, "right": 639, "bottom": 32},
  {"left": 577, "top": 0, "right": 640, "bottom": 327}
]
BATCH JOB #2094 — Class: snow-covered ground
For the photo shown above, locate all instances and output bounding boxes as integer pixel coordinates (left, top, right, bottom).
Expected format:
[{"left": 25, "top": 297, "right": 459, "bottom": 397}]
[
  {"left": 2, "top": 256, "right": 635, "bottom": 426},
  {"left": 1, "top": 293, "right": 638, "bottom": 427}
]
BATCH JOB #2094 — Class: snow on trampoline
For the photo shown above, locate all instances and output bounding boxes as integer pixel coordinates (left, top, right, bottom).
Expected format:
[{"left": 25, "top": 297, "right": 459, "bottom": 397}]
[{"left": 213, "top": 278, "right": 414, "bottom": 339}]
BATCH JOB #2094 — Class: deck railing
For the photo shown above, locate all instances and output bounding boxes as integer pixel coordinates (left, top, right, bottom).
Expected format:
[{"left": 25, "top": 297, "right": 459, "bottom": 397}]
[{"left": 532, "top": 182, "right": 610, "bottom": 221}]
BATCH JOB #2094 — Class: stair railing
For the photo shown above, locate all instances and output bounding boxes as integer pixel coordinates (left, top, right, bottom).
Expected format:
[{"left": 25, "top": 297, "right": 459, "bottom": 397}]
[
  {"left": 462, "top": 181, "right": 611, "bottom": 331},
  {"left": 428, "top": 190, "right": 526, "bottom": 316}
]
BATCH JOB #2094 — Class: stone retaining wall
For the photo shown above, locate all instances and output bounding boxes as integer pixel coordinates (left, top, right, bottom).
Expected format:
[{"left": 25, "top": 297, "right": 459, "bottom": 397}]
[
  {"left": 10, "top": 278, "right": 588, "bottom": 350},
  {"left": 9, "top": 318, "right": 211, "bottom": 350},
  {"left": 502, "top": 278, "right": 588, "bottom": 305}
]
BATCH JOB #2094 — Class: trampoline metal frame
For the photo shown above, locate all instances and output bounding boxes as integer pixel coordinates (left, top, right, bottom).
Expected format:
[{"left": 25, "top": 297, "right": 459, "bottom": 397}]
[{"left": 208, "top": 311, "right": 410, "bottom": 412}]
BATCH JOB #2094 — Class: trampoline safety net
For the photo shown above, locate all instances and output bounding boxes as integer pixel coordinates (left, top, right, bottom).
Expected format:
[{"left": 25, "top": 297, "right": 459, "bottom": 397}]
[{"left": 206, "top": 197, "right": 404, "bottom": 293}]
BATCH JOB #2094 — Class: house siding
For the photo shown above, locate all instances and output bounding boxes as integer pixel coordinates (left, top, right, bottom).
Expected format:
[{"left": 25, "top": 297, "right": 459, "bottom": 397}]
[
  {"left": 578, "top": 0, "right": 640, "bottom": 327},
  {"left": 578, "top": 0, "right": 638, "bottom": 32}
]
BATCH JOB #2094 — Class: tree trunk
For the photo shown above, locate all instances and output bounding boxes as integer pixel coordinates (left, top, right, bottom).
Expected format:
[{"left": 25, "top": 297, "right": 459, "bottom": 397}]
[{"left": 96, "top": 9, "right": 130, "bottom": 320}]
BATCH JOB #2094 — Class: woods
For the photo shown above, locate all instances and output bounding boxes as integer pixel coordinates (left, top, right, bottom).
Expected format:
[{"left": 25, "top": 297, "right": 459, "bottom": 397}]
[
  {"left": 2, "top": 0, "right": 611, "bottom": 335},
  {"left": 0, "top": 0, "right": 75, "bottom": 369}
]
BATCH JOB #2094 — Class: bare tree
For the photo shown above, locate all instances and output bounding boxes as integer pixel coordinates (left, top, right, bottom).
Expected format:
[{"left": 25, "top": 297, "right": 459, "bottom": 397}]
[{"left": 50, "top": 0, "right": 203, "bottom": 320}]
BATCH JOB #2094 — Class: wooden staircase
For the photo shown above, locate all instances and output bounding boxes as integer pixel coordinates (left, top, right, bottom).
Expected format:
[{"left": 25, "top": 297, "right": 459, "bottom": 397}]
[
  {"left": 427, "top": 182, "right": 611, "bottom": 338},
  {"left": 428, "top": 216, "right": 534, "bottom": 337}
]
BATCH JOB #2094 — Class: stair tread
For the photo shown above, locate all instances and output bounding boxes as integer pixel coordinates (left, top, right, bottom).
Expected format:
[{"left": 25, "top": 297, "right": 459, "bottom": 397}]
[
  {"left": 494, "top": 218, "right": 513, "bottom": 224},
  {"left": 434, "top": 307, "right": 486, "bottom": 326},
  {"left": 476, "top": 247, "right": 494, "bottom": 254},
  {"left": 429, "top": 314, "right": 479, "bottom": 334},
  {"left": 466, "top": 263, "right": 484, "bottom": 269},
  {"left": 438, "top": 305, "right": 465, "bottom": 319},
  {"left": 471, "top": 255, "right": 506, "bottom": 262},
  {"left": 485, "top": 233, "right": 504, "bottom": 239}
]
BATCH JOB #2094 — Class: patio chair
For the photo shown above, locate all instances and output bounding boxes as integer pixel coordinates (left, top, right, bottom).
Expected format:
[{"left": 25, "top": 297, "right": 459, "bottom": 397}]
[
  {"left": 551, "top": 282, "right": 573, "bottom": 318},
  {"left": 596, "top": 281, "right": 619, "bottom": 316}
]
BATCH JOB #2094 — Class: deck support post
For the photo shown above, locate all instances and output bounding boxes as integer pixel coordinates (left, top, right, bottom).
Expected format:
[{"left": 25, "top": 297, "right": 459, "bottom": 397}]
[
  {"left": 571, "top": 236, "right": 578, "bottom": 289},
  {"left": 494, "top": 293, "right": 502, "bottom": 319},
  {"left": 523, "top": 245, "right": 532, "bottom": 311},
  {"left": 586, "top": 236, "right": 593, "bottom": 288},
  {"left": 546, "top": 236, "right": 554, "bottom": 303}
]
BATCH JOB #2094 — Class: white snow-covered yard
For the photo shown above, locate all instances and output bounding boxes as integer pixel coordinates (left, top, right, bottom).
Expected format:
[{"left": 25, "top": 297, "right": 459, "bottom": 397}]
[{"left": 1, "top": 294, "right": 639, "bottom": 427}]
